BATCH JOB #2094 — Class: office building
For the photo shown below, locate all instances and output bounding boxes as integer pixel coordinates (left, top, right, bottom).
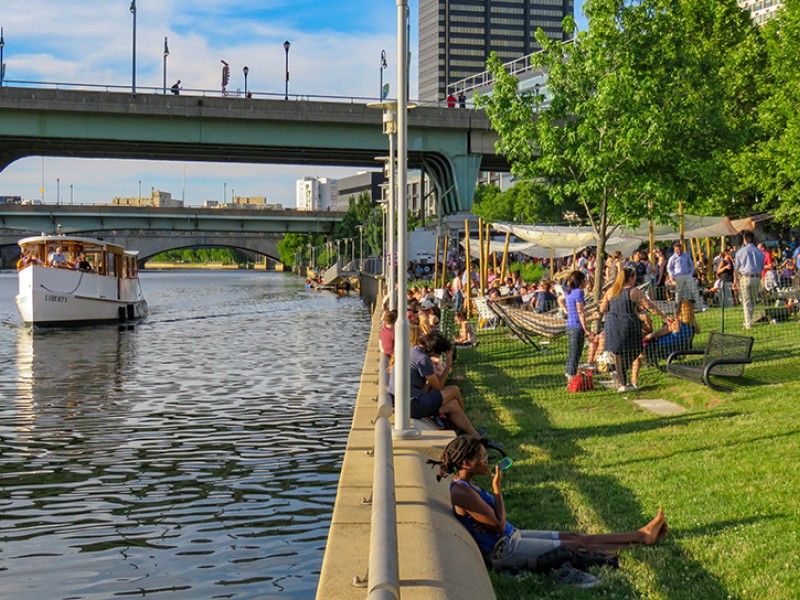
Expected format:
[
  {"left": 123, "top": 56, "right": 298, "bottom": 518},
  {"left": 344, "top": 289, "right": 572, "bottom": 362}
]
[
  {"left": 112, "top": 190, "right": 183, "bottom": 208},
  {"left": 296, "top": 177, "right": 339, "bottom": 211},
  {"left": 336, "top": 171, "right": 385, "bottom": 207},
  {"left": 419, "top": 0, "right": 574, "bottom": 101}
]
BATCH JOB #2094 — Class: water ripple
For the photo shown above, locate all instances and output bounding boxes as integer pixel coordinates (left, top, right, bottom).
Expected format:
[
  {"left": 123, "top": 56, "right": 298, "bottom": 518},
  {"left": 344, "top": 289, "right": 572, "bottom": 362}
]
[{"left": 0, "top": 270, "right": 370, "bottom": 599}]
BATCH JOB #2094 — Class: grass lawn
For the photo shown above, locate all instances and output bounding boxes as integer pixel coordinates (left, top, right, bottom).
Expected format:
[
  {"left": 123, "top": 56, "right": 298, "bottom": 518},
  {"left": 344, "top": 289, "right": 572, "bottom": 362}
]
[{"left": 447, "top": 305, "right": 800, "bottom": 599}]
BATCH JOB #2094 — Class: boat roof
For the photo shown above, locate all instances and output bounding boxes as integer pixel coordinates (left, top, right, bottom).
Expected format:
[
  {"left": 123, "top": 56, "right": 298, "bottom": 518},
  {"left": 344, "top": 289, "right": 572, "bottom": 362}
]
[{"left": 18, "top": 235, "right": 140, "bottom": 256}]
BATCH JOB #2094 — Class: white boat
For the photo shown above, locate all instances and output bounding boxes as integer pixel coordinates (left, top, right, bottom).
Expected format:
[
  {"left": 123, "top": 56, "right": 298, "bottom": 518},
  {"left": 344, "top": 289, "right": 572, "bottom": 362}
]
[{"left": 14, "top": 234, "right": 148, "bottom": 326}]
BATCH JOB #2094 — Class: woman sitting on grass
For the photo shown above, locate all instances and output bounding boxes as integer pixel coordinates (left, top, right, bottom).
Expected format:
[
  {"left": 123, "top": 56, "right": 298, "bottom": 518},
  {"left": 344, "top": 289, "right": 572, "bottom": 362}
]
[{"left": 430, "top": 435, "right": 668, "bottom": 584}]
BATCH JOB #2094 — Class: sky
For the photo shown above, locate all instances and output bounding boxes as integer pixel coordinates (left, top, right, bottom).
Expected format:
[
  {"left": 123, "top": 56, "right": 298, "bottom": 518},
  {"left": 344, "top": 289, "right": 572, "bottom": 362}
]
[{"left": 0, "top": 0, "right": 585, "bottom": 208}]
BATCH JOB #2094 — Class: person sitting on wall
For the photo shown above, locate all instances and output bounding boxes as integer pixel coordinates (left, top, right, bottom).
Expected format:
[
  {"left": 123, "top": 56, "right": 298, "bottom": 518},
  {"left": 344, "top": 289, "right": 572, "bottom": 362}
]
[
  {"left": 429, "top": 435, "right": 669, "bottom": 584},
  {"left": 388, "top": 331, "right": 483, "bottom": 439}
]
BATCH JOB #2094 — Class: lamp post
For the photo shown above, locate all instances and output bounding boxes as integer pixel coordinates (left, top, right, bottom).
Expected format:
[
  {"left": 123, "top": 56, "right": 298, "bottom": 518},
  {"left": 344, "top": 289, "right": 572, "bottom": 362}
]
[
  {"left": 163, "top": 36, "right": 169, "bottom": 94},
  {"left": 129, "top": 1, "right": 137, "bottom": 94},
  {"left": 0, "top": 28, "right": 5, "bottom": 87},
  {"left": 283, "top": 40, "right": 291, "bottom": 100},
  {"left": 379, "top": 49, "right": 387, "bottom": 99},
  {"left": 357, "top": 225, "right": 364, "bottom": 271},
  {"left": 243, "top": 65, "right": 249, "bottom": 97},
  {"left": 70, "top": 184, "right": 73, "bottom": 205}
]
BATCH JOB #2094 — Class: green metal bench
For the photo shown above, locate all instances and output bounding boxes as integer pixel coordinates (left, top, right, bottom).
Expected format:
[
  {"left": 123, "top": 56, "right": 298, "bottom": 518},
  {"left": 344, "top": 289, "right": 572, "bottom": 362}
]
[{"left": 665, "top": 331, "right": 754, "bottom": 392}]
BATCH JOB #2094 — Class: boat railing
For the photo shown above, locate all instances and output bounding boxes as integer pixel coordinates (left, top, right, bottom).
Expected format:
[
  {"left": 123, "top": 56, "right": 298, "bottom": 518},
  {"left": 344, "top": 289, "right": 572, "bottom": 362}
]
[{"left": 364, "top": 353, "right": 399, "bottom": 599}]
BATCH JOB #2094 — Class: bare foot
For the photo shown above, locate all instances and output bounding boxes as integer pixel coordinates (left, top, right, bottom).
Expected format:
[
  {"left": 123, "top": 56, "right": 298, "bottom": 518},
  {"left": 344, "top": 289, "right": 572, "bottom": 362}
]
[
  {"left": 640, "top": 508, "right": 667, "bottom": 545},
  {"left": 656, "top": 523, "right": 669, "bottom": 542}
]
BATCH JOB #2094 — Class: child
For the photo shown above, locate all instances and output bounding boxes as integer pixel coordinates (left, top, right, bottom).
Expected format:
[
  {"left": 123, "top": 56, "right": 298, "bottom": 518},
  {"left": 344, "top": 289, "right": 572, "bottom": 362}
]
[{"left": 453, "top": 310, "right": 478, "bottom": 348}]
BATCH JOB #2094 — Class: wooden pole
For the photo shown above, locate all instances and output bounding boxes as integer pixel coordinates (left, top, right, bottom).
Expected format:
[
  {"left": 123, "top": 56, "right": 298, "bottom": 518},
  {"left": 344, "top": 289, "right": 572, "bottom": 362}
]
[
  {"left": 433, "top": 235, "right": 440, "bottom": 288},
  {"left": 648, "top": 200, "right": 655, "bottom": 265},
  {"left": 705, "top": 237, "right": 713, "bottom": 282},
  {"left": 485, "top": 222, "right": 492, "bottom": 289},
  {"left": 477, "top": 217, "right": 485, "bottom": 296},
  {"left": 464, "top": 220, "right": 472, "bottom": 315},
  {"left": 500, "top": 232, "right": 511, "bottom": 283}
]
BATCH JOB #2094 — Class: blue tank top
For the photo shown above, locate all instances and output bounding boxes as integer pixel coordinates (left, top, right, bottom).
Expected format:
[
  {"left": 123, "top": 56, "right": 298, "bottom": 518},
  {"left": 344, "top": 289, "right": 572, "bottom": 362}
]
[{"left": 451, "top": 479, "right": 515, "bottom": 555}]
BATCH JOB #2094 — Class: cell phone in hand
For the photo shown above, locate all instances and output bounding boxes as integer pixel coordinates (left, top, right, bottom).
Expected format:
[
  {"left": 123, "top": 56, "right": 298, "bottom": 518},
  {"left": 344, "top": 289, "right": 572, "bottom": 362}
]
[{"left": 497, "top": 456, "right": 513, "bottom": 472}]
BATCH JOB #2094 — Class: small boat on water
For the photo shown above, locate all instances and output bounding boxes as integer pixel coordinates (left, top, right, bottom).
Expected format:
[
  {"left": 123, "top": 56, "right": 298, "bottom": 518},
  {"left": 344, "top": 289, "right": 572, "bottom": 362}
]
[{"left": 15, "top": 234, "right": 148, "bottom": 326}]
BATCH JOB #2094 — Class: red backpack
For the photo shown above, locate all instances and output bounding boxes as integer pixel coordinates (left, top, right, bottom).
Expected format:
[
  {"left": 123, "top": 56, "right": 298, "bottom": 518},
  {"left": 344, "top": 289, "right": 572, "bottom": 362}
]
[{"left": 568, "top": 371, "right": 594, "bottom": 392}]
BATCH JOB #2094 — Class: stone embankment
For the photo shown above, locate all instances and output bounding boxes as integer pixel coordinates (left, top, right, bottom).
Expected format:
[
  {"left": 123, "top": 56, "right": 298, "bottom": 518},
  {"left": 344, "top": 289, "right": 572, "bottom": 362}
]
[{"left": 316, "top": 307, "right": 495, "bottom": 600}]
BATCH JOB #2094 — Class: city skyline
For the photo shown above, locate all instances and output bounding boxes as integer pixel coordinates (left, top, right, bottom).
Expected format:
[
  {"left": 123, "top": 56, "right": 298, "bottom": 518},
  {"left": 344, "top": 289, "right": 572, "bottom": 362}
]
[{"left": 0, "top": 0, "right": 586, "bottom": 207}]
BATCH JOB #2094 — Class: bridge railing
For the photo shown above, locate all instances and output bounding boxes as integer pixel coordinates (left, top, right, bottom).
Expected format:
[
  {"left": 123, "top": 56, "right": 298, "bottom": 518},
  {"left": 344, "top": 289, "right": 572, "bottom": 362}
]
[
  {"left": 0, "top": 79, "right": 447, "bottom": 108},
  {"left": 365, "top": 353, "right": 399, "bottom": 599}
]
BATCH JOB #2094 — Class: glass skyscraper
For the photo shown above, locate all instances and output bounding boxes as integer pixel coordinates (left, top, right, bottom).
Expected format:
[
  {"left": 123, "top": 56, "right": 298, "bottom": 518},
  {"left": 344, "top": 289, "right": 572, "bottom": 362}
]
[{"left": 419, "top": 0, "right": 574, "bottom": 101}]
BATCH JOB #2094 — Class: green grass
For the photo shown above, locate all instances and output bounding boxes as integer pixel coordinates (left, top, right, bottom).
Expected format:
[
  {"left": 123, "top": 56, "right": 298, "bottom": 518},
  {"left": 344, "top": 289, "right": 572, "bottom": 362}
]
[{"left": 446, "top": 305, "right": 800, "bottom": 599}]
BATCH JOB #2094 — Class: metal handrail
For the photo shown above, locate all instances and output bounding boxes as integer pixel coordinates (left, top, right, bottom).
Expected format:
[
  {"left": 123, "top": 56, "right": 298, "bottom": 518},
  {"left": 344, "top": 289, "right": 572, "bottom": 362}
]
[
  {"left": 0, "top": 78, "right": 444, "bottom": 108},
  {"left": 366, "top": 353, "right": 399, "bottom": 599}
]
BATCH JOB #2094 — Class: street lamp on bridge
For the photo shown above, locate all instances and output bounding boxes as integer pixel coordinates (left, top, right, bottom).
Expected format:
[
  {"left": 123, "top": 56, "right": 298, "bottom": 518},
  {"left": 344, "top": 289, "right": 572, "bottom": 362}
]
[
  {"left": 243, "top": 65, "right": 249, "bottom": 97},
  {"left": 283, "top": 40, "right": 291, "bottom": 100},
  {"left": 379, "top": 50, "right": 387, "bottom": 100},
  {"left": 129, "top": 0, "right": 137, "bottom": 94},
  {"left": 163, "top": 37, "right": 169, "bottom": 94},
  {"left": 0, "top": 28, "right": 6, "bottom": 87}
]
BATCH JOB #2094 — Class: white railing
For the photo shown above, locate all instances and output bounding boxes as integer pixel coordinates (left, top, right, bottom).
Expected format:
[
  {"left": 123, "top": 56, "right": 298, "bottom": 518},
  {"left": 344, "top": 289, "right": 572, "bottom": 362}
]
[{"left": 365, "top": 353, "right": 399, "bottom": 599}]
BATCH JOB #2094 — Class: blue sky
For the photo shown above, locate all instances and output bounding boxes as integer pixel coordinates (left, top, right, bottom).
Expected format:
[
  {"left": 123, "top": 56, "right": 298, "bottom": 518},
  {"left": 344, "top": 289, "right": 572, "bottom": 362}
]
[{"left": 0, "top": 0, "right": 584, "bottom": 207}]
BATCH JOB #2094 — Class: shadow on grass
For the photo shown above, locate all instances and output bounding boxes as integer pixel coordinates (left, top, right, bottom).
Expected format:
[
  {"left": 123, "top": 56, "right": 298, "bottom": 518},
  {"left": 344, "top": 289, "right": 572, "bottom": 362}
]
[{"left": 454, "top": 352, "right": 738, "bottom": 597}]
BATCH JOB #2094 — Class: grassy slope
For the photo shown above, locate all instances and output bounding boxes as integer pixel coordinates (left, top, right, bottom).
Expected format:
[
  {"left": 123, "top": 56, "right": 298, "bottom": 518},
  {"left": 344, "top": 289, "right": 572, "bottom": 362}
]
[{"left": 449, "top": 307, "right": 800, "bottom": 599}]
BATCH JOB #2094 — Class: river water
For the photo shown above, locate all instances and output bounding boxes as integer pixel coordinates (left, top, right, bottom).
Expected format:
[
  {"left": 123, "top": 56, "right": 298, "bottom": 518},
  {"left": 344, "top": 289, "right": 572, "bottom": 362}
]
[{"left": 0, "top": 269, "right": 371, "bottom": 600}]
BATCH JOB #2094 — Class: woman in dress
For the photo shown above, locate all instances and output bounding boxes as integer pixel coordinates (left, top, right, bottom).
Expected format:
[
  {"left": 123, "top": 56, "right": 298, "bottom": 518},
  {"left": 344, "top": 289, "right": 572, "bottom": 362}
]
[{"left": 601, "top": 266, "right": 668, "bottom": 392}]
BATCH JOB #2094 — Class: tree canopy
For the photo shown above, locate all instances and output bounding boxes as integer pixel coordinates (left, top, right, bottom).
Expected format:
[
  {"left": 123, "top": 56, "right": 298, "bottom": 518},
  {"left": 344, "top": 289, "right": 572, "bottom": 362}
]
[{"left": 478, "top": 0, "right": 762, "bottom": 297}]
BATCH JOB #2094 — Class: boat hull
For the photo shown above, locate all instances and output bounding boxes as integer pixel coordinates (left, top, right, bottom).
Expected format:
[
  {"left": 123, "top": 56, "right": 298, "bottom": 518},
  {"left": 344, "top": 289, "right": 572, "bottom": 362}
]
[{"left": 15, "top": 265, "right": 148, "bottom": 326}]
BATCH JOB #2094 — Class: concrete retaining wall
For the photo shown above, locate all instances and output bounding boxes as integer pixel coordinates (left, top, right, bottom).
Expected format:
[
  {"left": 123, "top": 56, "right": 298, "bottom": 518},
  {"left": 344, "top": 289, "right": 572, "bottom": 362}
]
[{"left": 316, "top": 308, "right": 495, "bottom": 600}]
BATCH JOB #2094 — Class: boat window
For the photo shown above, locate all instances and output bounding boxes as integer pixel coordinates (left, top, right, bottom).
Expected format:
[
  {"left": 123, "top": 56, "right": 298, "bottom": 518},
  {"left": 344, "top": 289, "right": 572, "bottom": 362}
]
[{"left": 105, "top": 252, "right": 117, "bottom": 277}]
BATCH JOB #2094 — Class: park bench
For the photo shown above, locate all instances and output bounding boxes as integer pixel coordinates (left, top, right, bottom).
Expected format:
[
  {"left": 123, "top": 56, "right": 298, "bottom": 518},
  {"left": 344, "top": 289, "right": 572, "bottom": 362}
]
[{"left": 665, "top": 331, "right": 754, "bottom": 392}]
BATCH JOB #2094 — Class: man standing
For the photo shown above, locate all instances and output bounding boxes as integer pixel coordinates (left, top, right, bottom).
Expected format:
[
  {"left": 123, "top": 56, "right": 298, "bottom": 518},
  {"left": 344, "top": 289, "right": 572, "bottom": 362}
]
[
  {"left": 171, "top": 79, "right": 181, "bottom": 95},
  {"left": 735, "top": 231, "right": 765, "bottom": 330},
  {"left": 666, "top": 242, "right": 696, "bottom": 307}
]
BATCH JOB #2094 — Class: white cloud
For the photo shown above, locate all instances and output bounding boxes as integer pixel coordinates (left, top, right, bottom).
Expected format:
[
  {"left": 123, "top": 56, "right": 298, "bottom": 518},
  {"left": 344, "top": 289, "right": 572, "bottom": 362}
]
[{"left": 0, "top": 1, "right": 419, "bottom": 205}]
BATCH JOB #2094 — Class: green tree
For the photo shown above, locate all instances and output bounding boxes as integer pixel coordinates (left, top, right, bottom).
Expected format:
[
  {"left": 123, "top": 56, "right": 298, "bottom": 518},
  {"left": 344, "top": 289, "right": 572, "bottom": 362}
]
[
  {"left": 472, "top": 180, "right": 584, "bottom": 224},
  {"left": 740, "top": 0, "right": 800, "bottom": 223},
  {"left": 478, "top": 0, "right": 755, "bottom": 299},
  {"left": 277, "top": 233, "right": 310, "bottom": 267}
]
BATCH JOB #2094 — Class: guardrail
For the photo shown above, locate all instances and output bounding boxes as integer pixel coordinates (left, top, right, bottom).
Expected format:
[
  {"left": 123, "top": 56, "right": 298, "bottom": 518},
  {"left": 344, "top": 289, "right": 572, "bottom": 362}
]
[
  {"left": 365, "top": 353, "right": 399, "bottom": 599},
  {"left": 0, "top": 79, "right": 451, "bottom": 109}
]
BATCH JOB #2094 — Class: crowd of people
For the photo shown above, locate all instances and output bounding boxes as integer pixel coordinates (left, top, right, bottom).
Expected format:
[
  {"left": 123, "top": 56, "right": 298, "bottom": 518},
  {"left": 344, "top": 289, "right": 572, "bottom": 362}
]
[{"left": 378, "top": 231, "right": 800, "bottom": 586}]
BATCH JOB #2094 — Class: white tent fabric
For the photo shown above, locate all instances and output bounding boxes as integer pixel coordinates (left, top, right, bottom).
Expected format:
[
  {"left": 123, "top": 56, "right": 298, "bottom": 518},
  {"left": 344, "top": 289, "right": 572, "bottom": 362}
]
[
  {"left": 459, "top": 238, "right": 577, "bottom": 259},
  {"left": 490, "top": 214, "right": 756, "bottom": 255}
]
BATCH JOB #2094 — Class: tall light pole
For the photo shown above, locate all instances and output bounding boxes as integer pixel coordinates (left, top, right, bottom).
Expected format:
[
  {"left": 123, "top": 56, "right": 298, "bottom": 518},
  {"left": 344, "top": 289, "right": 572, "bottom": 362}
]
[
  {"left": 283, "top": 40, "right": 291, "bottom": 100},
  {"left": 57, "top": 178, "right": 60, "bottom": 205},
  {"left": 379, "top": 49, "right": 387, "bottom": 99},
  {"left": 0, "top": 28, "right": 5, "bottom": 87},
  {"left": 357, "top": 224, "right": 364, "bottom": 271},
  {"left": 129, "top": 1, "right": 137, "bottom": 94},
  {"left": 163, "top": 36, "right": 169, "bottom": 94},
  {"left": 395, "top": 0, "right": 414, "bottom": 437},
  {"left": 70, "top": 184, "right": 73, "bottom": 205},
  {"left": 243, "top": 65, "right": 249, "bottom": 97}
]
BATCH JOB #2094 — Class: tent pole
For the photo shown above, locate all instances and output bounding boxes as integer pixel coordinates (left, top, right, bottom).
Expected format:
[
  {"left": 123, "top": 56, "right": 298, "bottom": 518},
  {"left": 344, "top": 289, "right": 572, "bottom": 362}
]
[
  {"left": 441, "top": 234, "right": 449, "bottom": 290},
  {"left": 648, "top": 199, "right": 655, "bottom": 266},
  {"left": 465, "top": 220, "right": 472, "bottom": 316},
  {"left": 705, "top": 237, "right": 713, "bottom": 282},
  {"left": 485, "top": 222, "right": 492, "bottom": 289},
  {"left": 500, "top": 232, "right": 511, "bottom": 284},
  {"left": 433, "top": 236, "right": 440, "bottom": 289},
  {"left": 477, "top": 217, "right": 485, "bottom": 297}
]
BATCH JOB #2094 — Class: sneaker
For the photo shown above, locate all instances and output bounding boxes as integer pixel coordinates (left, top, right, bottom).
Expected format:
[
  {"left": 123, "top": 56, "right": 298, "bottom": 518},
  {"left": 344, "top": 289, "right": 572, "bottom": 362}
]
[
  {"left": 617, "top": 385, "right": 636, "bottom": 393},
  {"left": 551, "top": 564, "right": 599, "bottom": 588}
]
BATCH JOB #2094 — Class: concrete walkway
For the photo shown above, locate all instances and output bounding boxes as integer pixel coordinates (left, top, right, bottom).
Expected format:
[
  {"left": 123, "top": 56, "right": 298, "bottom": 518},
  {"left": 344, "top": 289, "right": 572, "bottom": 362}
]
[{"left": 316, "top": 309, "right": 495, "bottom": 600}]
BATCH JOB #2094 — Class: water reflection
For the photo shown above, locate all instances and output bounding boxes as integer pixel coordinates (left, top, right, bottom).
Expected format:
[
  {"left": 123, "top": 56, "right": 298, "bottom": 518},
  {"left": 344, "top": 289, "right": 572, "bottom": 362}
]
[{"left": 0, "top": 271, "right": 370, "bottom": 599}]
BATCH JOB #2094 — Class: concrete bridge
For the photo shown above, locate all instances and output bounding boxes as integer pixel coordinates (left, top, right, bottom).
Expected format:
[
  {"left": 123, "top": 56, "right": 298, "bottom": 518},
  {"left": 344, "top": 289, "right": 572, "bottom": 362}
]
[
  {"left": 0, "top": 87, "right": 506, "bottom": 214},
  {"left": 0, "top": 204, "right": 341, "bottom": 267}
]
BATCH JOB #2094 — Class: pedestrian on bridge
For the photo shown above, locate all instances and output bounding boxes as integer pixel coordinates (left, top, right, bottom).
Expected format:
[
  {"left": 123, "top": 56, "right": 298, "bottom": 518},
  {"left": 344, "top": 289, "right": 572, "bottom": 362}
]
[{"left": 171, "top": 80, "right": 181, "bottom": 95}]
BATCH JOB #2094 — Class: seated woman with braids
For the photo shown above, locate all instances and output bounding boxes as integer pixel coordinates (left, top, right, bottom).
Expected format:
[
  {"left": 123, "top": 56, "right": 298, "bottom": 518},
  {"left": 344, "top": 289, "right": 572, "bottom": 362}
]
[{"left": 431, "top": 436, "right": 668, "bottom": 575}]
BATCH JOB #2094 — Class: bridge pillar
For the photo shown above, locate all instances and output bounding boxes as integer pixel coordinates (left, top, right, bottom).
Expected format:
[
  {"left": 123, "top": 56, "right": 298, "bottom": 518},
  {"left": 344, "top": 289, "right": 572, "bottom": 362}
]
[{"left": 420, "top": 152, "right": 482, "bottom": 214}]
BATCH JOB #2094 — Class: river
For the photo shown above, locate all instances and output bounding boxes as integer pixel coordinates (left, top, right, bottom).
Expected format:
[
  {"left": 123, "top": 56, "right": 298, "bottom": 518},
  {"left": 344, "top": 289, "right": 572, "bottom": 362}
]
[{"left": 0, "top": 269, "right": 371, "bottom": 600}]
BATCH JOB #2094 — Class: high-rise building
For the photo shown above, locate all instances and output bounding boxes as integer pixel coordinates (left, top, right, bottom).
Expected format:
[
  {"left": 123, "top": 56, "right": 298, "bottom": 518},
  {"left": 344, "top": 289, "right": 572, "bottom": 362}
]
[
  {"left": 738, "top": 0, "right": 783, "bottom": 25},
  {"left": 419, "top": 0, "right": 574, "bottom": 101}
]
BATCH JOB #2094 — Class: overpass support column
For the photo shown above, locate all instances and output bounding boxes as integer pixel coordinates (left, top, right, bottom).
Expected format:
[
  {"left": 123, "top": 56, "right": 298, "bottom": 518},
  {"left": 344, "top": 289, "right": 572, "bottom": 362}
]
[{"left": 421, "top": 152, "right": 482, "bottom": 215}]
